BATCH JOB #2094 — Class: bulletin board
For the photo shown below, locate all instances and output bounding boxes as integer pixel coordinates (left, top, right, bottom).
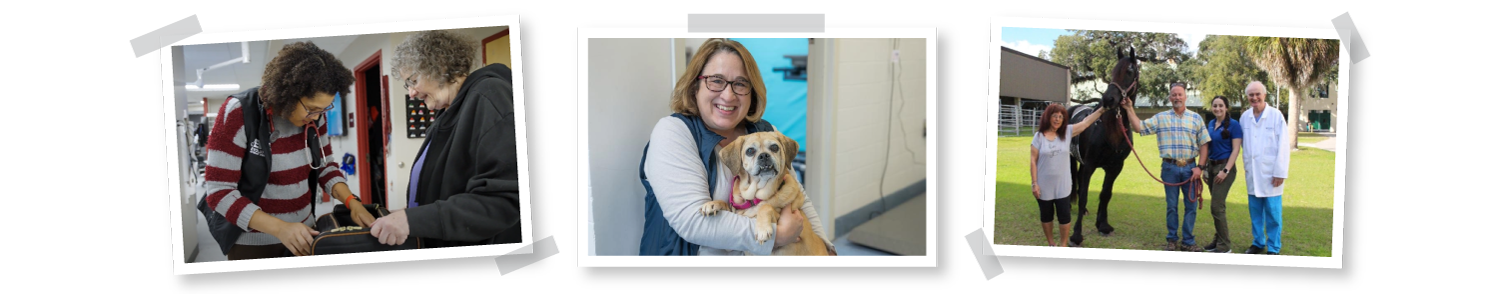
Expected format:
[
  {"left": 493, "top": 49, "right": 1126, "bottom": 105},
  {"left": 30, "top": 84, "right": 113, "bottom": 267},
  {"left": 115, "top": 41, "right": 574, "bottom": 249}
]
[{"left": 404, "top": 94, "right": 434, "bottom": 138}]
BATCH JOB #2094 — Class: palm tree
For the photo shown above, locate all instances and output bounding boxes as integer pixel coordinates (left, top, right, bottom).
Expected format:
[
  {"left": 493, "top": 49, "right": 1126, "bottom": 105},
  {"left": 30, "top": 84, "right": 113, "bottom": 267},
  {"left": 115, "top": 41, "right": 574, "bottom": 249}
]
[{"left": 1244, "top": 37, "right": 1339, "bottom": 150}]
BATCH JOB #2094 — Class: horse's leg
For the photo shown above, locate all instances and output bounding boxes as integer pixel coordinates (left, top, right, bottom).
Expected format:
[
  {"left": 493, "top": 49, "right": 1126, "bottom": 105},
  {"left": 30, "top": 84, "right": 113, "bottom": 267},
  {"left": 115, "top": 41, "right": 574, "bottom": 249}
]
[
  {"left": 1097, "top": 162, "right": 1125, "bottom": 236},
  {"left": 1069, "top": 162, "right": 1095, "bottom": 247}
]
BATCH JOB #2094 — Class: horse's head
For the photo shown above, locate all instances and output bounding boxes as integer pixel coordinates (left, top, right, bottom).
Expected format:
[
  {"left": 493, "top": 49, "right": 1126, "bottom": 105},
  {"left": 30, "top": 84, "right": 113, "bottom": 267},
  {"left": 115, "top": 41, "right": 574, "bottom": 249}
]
[{"left": 1101, "top": 47, "right": 1139, "bottom": 110}]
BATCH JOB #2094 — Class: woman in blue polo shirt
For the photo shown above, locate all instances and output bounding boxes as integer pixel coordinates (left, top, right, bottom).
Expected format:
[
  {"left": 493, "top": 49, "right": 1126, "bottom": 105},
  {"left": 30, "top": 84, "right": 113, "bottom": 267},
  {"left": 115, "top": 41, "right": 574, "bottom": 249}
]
[{"left": 1201, "top": 95, "right": 1242, "bottom": 253}]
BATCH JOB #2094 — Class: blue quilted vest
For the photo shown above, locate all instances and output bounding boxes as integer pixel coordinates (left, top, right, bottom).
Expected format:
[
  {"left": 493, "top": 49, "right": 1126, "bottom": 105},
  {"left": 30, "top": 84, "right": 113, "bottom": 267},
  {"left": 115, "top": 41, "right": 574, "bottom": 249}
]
[{"left": 638, "top": 113, "right": 773, "bottom": 255}]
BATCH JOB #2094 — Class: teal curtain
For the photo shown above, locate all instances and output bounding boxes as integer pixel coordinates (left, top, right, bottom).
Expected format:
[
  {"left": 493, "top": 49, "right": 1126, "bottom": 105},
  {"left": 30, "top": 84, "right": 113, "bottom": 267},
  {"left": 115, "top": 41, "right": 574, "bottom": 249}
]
[
  {"left": 328, "top": 92, "right": 344, "bottom": 136},
  {"left": 733, "top": 38, "right": 808, "bottom": 152}
]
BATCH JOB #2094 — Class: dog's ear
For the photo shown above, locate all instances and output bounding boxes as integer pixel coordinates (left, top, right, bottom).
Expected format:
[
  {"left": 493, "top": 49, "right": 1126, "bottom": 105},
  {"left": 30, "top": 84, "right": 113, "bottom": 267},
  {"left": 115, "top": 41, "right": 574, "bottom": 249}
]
[
  {"left": 778, "top": 134, "right": 798, "bottom": 174},
  {"left": 718, "top": 136, "right": 746, "bottom": 177}
]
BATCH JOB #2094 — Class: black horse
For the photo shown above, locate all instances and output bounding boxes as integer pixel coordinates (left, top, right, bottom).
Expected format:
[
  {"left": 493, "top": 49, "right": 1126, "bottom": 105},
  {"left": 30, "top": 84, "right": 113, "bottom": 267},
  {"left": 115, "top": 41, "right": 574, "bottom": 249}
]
[{"left": 1066, "top": 47, "right": 1139, "bottom": 247}]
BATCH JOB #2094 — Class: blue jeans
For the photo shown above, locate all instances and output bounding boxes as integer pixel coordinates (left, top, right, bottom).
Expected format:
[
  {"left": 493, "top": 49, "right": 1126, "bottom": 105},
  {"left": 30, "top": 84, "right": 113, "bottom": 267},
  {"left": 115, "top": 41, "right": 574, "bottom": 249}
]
[
  {"left": 1163, "top": 161, "right": 1198, "bottom": 245},
  {"left": 1248, "top": 194, "right": 1284, "bottom": 253}
]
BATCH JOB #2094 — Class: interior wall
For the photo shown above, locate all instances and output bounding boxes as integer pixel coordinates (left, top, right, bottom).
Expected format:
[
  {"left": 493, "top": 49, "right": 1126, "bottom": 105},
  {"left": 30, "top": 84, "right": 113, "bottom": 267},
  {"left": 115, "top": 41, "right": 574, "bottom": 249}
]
[
  {"left": 826, "top": 38, "right": 927, "bottom": 219},
  {"left": 587, "top": 38, "right": 675, "bottom": 255}
]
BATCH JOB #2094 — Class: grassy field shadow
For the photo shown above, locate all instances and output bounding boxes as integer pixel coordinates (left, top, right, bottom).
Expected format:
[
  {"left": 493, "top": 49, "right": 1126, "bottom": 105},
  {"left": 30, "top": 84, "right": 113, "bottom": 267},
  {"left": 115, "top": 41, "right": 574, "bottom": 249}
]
[{"left": 995, "top": 182, "right": 1332, "bottom": 256}]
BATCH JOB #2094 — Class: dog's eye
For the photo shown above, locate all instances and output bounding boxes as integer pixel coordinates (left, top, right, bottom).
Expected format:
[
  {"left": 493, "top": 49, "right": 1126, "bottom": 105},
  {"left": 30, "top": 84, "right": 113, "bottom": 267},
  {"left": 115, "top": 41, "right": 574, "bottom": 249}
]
[
  {"left": 768, "top": 144, "right": 779, "bottom": 153},
  {"left": 745, "top": 147, "right": 756, "bottom": 157}
]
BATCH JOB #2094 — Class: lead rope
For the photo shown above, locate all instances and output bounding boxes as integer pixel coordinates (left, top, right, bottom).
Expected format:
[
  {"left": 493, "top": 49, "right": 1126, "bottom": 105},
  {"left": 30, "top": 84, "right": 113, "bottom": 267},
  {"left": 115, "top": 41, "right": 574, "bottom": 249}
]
[{"left": 1114, "top": 111, "right": 1203, "bottom": 209}]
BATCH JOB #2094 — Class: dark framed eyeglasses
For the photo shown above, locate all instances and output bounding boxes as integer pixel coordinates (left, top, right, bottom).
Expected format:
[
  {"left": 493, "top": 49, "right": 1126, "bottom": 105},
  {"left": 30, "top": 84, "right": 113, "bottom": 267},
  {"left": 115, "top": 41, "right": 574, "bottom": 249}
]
[
  {"left": 697, "top": 75, "right": 751, "bottom": 95},
  {"left": 301, "top": 99, "right": 334, "bottom": 120}
]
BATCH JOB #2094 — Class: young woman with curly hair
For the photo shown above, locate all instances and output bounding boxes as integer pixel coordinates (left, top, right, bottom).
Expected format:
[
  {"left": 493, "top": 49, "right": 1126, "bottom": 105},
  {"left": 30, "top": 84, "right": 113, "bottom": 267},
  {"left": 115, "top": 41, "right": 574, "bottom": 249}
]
[{"left": 202, "top": 41, "right": 375, "bottom": 259}]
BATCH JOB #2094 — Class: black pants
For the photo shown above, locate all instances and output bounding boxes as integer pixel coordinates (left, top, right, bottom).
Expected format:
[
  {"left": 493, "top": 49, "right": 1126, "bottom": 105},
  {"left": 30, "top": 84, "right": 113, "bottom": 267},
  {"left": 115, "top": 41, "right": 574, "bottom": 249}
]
[
  {"left": 226, "top": 244, "right": 292, "bottom": 260},
  {"left": 1037, "top": 197, "right": 1072, "bottom": 224}
]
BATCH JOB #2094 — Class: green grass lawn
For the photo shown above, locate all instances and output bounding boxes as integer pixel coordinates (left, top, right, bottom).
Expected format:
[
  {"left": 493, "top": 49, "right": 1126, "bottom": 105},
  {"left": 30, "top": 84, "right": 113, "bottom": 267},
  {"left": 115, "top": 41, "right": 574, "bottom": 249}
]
[
  {"left": 1297, "top": 132, "right": 1334, "bottom": 146},
  {"left": 995, "top": 132, "right": 1336, "bottom": 257}
]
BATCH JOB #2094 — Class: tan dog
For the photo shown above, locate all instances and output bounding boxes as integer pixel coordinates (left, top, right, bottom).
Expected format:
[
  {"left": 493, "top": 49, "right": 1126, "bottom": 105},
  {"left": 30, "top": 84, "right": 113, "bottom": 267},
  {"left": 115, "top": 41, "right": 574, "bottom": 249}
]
[{"left": 699, "top": 132, "right": 830, "bottom": 256}]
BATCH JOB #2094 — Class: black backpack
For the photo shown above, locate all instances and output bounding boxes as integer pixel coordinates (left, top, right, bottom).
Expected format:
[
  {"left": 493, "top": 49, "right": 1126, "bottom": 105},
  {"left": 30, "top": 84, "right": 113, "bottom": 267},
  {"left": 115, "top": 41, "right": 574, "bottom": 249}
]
[{"left": 197, "top": 87, "right": 323, "bottom": 254}]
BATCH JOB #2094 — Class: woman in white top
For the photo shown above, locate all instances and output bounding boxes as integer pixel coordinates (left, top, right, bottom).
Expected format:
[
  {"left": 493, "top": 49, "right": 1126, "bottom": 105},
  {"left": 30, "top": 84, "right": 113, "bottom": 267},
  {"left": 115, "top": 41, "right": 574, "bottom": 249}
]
[
  {"left": 639, "top": 38, "right": 831, "bottom": 255},
  {"left": 1030, "top": 103, "right": 1105, "bottom": 247}
]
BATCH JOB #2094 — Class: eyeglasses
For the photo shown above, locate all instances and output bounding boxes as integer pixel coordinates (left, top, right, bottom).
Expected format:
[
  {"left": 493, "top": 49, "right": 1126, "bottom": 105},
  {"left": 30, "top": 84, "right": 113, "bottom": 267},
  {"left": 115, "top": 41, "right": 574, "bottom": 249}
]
[
  {"left": 402, "top": 73, "right": 419, "bottom": 90},
  {"left": 697, "top": 75, "right": 751, "bottom": 95},
  {"left": 301, "top": 99, "right": 334, "bottom": 120}
]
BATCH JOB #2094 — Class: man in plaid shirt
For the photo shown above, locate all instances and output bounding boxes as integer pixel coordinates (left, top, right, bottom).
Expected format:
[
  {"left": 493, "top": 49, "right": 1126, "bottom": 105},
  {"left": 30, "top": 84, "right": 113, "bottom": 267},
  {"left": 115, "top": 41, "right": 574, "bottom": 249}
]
[{"left": 1122, "top": 82, "right": 1212, "bottom": 252}]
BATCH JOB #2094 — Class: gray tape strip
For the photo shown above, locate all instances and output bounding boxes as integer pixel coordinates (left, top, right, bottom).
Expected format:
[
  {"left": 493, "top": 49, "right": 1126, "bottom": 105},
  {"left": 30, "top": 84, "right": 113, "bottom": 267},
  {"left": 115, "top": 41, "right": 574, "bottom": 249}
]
[
  {"left": 1331, "top": 13, "right": 1370, "bottom": 64},
  {"left": 687, "top": 27, "right": 828, "bottom": 32},
  {"left": 688, "top": 14, "right": 824, "bottom": 33},
  {"left": 965, "top": 229, "right": 1004, "bottom": 279},
  {"left": 494, "top": 236, "right": 558, "bottom": 275},
  {"left": 131, "top": 15, "right": 202, "bottom": 57}
]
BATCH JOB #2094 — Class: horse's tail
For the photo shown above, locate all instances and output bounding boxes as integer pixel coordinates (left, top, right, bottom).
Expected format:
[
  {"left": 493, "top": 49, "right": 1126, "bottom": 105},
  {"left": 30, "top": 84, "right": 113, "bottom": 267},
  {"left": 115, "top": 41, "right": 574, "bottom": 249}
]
[{"left": 1068, "top": 155, "right": 1085, "bottom": 216}]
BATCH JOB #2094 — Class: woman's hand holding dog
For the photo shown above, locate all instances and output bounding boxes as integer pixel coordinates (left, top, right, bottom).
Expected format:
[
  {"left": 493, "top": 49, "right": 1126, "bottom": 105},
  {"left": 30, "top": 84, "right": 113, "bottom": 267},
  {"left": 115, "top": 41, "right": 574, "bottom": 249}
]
[{"left": 773, "top": 205, "right": 803, "bottom": 247}]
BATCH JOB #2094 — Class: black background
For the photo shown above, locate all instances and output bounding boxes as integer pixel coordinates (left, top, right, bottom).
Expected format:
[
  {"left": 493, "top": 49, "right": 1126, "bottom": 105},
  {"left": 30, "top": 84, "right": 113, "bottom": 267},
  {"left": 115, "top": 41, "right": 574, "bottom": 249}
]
[{"left": 132, "top": 9, "right": 1404, "bottom": 283}]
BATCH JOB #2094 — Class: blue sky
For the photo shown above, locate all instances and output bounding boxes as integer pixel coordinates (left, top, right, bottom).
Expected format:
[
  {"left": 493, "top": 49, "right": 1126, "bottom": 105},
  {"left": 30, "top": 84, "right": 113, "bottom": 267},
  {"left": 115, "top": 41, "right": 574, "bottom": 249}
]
[{"left": 1000, "top": 27, "right": 1203, "bottom": 59}]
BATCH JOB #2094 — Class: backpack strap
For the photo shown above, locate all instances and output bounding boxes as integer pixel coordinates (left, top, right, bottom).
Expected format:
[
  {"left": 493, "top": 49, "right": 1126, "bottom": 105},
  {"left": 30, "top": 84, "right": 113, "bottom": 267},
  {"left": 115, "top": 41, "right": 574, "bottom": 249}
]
[
  {"left": 234, "top": 88, "right": 274, "bottom": 204},
  {"left": 198, "top": 87, "right": 275, "bottom": 254},
  {"left": 306, "top": 121, "right": 324, "bottom": 220}
]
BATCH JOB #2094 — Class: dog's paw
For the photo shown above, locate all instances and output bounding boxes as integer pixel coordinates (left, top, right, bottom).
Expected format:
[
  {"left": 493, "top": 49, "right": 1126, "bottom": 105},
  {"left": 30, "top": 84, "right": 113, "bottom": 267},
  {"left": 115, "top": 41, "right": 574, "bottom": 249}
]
[
  {"left": 700, "top": 201, "right": 729, "bottom": 216},
  {"left": 754, "top": 217, "right": 775, "bottom": 244}
]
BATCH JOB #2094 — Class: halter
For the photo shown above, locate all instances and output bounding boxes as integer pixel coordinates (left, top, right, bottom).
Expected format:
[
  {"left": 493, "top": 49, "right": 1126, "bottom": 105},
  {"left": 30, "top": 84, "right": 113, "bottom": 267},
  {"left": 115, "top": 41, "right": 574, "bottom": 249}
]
[
  {"left": 1109, "top": 78, "right": 1137, "bottom": 103},
  {"left": 1106, "top": 59, "right": 1138, "bottom": 107},
  {"left": 1104, "top": 66, "right": 1134, "bottom": 125}
]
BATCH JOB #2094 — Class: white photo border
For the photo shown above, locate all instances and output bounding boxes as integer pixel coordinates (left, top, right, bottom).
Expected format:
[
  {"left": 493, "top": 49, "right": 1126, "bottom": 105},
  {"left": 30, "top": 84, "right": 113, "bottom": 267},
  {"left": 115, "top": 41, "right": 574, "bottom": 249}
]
[
  {"left": 984, "top": 17, "right": 1348, "bottom": 268},
  {"left": 162, "top": 15, "right": 534, "bottom": 275},
  {"left": 577, "top": 28, "right": 938, "bottom": 267}
]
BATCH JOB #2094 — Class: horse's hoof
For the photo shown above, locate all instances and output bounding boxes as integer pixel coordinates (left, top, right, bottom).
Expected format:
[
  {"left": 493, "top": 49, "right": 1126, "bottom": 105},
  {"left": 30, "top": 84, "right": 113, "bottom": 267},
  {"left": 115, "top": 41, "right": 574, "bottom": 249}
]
[
  {"left": 1098, "top": 231, "right": 1113, "bottom": 237},
  {"left": 1068, "top": 241, "right": 1082, "bottom": 247},
  {"left": 1098, "top": 226, "right": 1115, "bottom": 236}
]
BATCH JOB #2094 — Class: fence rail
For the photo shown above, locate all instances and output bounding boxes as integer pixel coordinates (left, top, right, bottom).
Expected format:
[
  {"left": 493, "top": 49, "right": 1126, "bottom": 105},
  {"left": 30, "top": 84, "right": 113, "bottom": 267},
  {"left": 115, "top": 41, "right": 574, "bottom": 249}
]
[{"left": 999, "top": 105, "right": 1041, "bottom": 137}]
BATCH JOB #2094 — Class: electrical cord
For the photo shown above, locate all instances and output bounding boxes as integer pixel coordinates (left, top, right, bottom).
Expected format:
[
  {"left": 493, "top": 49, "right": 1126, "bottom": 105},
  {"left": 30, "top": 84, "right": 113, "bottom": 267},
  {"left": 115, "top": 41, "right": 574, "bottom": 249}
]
[
  {"left": 873, "top": 39, "right": 897, "bottom": 219},
  {"left": 891, "top": 41, "right": 923, "bottom": 166},
  {"left": 870, "top": 39, "right": 927, "bottom": 221}
]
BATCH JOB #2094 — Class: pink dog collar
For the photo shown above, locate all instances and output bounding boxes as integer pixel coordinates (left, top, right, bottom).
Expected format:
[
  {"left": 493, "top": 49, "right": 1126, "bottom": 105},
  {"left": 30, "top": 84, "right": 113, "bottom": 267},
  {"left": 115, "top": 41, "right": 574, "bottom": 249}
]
[{"left": 730, "top": 176, "right": 761, "bottom": 210}]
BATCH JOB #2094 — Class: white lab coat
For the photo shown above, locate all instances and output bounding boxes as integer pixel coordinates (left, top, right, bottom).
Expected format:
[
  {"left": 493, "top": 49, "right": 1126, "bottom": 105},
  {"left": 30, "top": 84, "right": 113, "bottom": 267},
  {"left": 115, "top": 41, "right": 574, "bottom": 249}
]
[{"left": 1239, "top": 107, "right": 1292, "bottom": 197}]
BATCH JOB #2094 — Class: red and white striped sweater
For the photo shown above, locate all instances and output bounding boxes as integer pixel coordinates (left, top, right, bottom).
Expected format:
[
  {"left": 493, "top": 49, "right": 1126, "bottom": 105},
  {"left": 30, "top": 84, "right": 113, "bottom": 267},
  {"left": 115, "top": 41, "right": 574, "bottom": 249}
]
[{"left": 203, "top": 97, "right": 347, "bottom": 246}]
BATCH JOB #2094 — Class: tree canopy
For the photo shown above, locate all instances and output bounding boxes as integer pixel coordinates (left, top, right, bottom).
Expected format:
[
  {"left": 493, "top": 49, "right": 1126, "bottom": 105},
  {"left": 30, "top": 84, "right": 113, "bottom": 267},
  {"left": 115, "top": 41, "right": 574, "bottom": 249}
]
[{"left": 1047, "top": 30, "right": 1192, "bottom": 105}]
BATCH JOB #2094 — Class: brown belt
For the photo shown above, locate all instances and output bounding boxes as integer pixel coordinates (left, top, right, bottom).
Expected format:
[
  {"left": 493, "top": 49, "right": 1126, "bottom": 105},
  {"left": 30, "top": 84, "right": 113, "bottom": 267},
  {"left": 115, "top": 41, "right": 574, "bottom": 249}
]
[
  {"left": 1163, "top": 157, "right": 1195, "bottom": 167},
  {"left": 1209, "top": 158, "right": 1230, "bottom": 166}
]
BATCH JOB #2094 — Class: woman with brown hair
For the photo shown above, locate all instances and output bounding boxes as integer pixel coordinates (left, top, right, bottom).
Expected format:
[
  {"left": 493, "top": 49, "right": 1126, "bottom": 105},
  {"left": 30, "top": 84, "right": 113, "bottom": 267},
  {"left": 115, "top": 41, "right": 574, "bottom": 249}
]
[
  {"left": 638, "top": 38, "right": 831, "bottom": 255},
  {"left": 1200, "top": 95, "right": 1242, "bottom": 253},
  {"left": 1029, "top": 103, "right": 1105, "bottom": 247}
]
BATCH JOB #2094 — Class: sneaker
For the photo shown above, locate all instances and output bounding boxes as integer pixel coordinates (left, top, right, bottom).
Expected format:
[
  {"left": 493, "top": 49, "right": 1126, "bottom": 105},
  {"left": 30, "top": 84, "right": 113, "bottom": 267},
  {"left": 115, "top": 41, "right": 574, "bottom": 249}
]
[
  {"left": 1202, "top": 243, "right": 1217, "bottom": 252},
  {"left": 1245, "top": 246, "right": 1266, "bottom": 254},
  {"left": 1179, "top": 244, "right": 1204, "bottom": 252},
  {"left": 1208, "top": 243, "right": 1232, "bottom": 253},
  {"left": 1164, "top": 242, "right": 1180, "bottom": 251},
  {"left": 1267, "top": 251, "right": 1280, "bottom": 255}
]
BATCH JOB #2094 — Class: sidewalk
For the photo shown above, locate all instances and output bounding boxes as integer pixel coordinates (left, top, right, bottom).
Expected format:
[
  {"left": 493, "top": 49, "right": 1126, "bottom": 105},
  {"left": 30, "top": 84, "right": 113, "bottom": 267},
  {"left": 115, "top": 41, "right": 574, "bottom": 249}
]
[{"left": 1298, "top": 137, "right": 1338, "bottom": 152}]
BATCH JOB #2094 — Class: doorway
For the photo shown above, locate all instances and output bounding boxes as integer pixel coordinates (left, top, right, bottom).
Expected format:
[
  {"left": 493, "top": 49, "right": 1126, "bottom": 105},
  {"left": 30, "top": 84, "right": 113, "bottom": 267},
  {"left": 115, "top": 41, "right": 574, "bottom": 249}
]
[{"left": 353, "top": 51, "right": 387, "bottom": 207}]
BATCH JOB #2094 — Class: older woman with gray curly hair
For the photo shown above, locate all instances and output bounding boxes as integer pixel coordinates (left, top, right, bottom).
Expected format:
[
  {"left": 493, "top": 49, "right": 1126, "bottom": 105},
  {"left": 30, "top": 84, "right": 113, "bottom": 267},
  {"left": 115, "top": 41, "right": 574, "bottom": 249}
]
[{"left": 368, "top": 30, "right": 522, "bottom": 248}]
